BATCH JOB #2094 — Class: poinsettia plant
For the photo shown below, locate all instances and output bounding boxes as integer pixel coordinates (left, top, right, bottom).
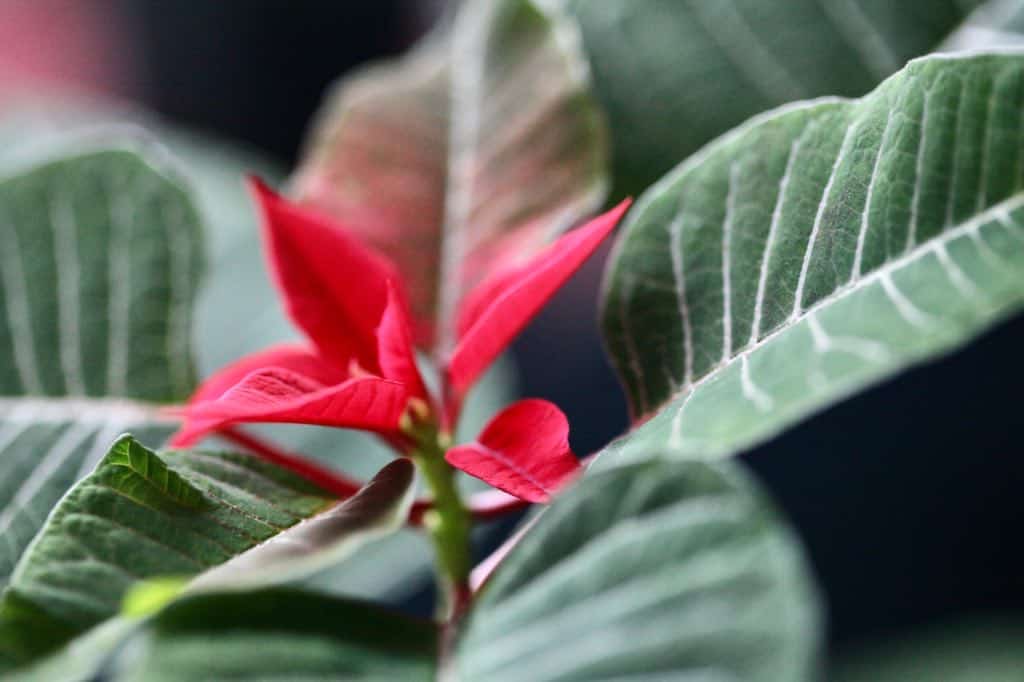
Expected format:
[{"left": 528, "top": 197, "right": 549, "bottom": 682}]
[
  {"left": 2, "top": 0, "right": 1024, "bottom": 680},
  {"left": 169, "top": 175, "right": 629, "bottom": 611}
]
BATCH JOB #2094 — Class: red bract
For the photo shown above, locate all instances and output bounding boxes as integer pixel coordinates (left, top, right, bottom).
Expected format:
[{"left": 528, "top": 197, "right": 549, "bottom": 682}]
[
  {"left": 170, "top": 178, "right": 630, "bottom": 503},
  {"left": 445, "top": 399, "right": 580, "bottom": 503}
]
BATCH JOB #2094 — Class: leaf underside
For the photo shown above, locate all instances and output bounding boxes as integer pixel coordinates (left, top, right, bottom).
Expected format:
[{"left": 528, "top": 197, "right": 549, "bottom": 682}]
[{"left": 601, "top": 52, "right": 1024, "bottom": 463}]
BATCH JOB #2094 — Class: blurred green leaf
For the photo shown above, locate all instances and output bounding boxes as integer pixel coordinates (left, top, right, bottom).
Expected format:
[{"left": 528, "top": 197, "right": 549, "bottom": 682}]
[
  {"left": 116, "top": 589, "right": 436, "bottom": 681},
  {"left": 942, "top": 0, "right": 1024, "bottom": 50},
  {"left": 564, "top": 0, "right": 983, "bottom": 198},
  {"left": 455, "top": 452, "right": 821, "bottom": 680}
]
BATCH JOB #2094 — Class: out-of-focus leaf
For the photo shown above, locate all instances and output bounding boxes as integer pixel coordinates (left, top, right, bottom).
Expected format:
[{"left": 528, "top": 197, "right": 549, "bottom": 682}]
[
  {"left": 560, "top": 0, "right": 985, "bottom": 198},
  {"left": 0, "top": 97, "right": 287, "bottom": 376},
  {"left": 5, "top": 616, "right": 139, "bottom": 682},
  {"left": 0, "top": 147, "right": 202, "bottom": 400},
  {"left": 942, "top": 0, "right": 1024, "bottom": 51},
  {"left": 832, "top": 615, "right": 1024, "bottom": 682},
  {"left": 115, "top": 589, "right": 437, "bottom": 681},
  {"left": 0, "top": 147, "right": 204, "bottom": 588},
  {"left": 455, "top": 451, "right": 821, "bottom": 681},
  {"left": 9, "top": 588, "right": 439, "bottom": 682},
  {"left": 601, "top": 53, "right": 1024, "bottom": 464},
  {"left": 294, "top": 0, "right": 607, "bottom": 353}
]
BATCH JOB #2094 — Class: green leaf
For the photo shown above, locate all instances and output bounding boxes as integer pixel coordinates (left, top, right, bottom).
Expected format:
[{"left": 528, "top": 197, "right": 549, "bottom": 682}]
[
  {"left": 455, "top": 455, "right": 821, "bottom": 681},
  {"left": 565, "top": 0, "right": 982, "bottom": 197},
  {"left": 832, "top": 615, "right": 1024, "bottom": 682},
  {"left": 0, "top": 148, "right": 203, "bottom": 401},
  {"left": 0, "top": 436, "right": 335, "bottom": 671},
  {"left": 294, "top": 0, "right": 607, "bottom": 353},
  {"left": 115, "top": 589, "right": 437, "bottom": 681},
  {"left": 601, "top": 52, "right": 1024, "bottom": 463},
  {"left": 0, "top": 147, "right": 204, "bottom": 588},
  {"left": 0, "top": 97, "right": 285, "bottom": 379}
]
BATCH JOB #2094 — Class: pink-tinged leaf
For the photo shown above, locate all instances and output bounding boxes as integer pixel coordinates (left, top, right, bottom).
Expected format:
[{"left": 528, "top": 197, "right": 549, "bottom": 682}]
[
  {"left": 376, "top": 280, "right": 428, "bottom": 400},
  {"left": 171, "top": 370, "right": 408, "bottom": 447},
  {"left": 293, "top": 0, "right": 608, "bottom": 353},
  {"left": 183, "top": 344, "right": 348, "bottom": 406},
  {"left": 293, "top": 43, "right": 448, "bottom": 347},
  {"left": 250, "top": 178, "right": 403, "bottom": 372},
  {"left": 445, "top": 399, "right": 580, "bottom": 503},
  {"left": 447, "top": 200, "right": 631, "bottom": 397}
]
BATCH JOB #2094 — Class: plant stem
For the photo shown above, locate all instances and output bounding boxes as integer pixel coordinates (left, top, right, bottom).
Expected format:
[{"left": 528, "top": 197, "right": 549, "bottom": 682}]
[{"left": 414, "top": 442, "right": 472, "bottom": 621}]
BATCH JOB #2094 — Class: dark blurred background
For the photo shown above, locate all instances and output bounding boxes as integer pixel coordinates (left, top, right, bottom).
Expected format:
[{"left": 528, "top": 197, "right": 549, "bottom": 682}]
[{"left": 2, "top": 0, "right": 1021, "bottom": 657}]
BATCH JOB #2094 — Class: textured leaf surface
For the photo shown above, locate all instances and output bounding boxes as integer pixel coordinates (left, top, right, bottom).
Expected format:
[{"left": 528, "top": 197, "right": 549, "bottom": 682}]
[
  {"left": 117, "top": 589, "right": 436, "bottom": 681},
  {"left": 566, "top": 0, "right": 983, "bottom": 196},
  {"left": 294, "top": 0, "right": 607, "bottom": 352},
  {"left": 0, "top": 436, "right": 334, "bottom": 671},
  {"left": 602, "top": 53, "right": 1024, "bottom": 462},
  {"left": 455, "top": 454, "right": 820, "bottom": 681},
  {"left": 0, "top": 148, "right": 204, "bottom": 588}
]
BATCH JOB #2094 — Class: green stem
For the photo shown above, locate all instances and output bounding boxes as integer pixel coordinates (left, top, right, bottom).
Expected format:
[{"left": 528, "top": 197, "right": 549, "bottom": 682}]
[{"left": 415, "top": 442, "right": 472, "bottom": 620}]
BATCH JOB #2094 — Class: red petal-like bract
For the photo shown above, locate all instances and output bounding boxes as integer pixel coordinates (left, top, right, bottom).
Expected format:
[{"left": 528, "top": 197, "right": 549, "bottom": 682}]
[
  {"left": 447, "top": 199, "right": 631, "bottom": 399},
  {"left": 445, "top": 399, "right": 580, "bottom": 503},
  {"left": 181, "top": 344, "right": 348, "bottom": 406},
  {"left": 376, "top": 280, "right": 428, "bottom": 400},
  {"left": 250, "top": 178, "right": 402, "bottom": 373},
  {"left": 171, "top": 369, "right": 408, "bottom": 447}
]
